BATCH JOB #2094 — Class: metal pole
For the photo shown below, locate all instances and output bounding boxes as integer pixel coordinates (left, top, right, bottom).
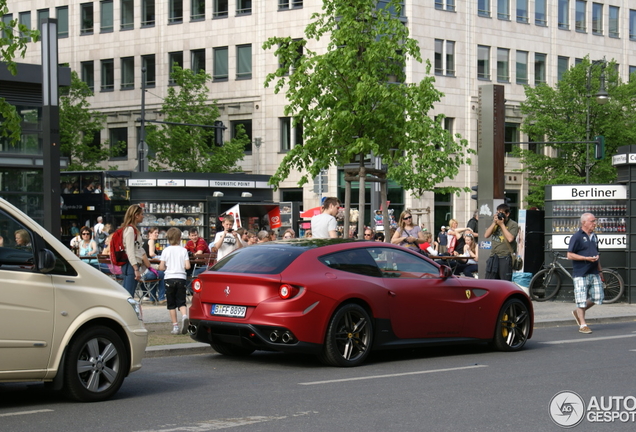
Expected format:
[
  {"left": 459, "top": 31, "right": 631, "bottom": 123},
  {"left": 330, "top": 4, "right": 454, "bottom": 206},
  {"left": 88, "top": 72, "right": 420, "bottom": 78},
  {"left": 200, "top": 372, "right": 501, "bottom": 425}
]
[
  {"left": 585, "top": 66, "right": 591, "bottom": 184},
  {"left": 139, "top": 67, "right": 147, "bottom": 172}
]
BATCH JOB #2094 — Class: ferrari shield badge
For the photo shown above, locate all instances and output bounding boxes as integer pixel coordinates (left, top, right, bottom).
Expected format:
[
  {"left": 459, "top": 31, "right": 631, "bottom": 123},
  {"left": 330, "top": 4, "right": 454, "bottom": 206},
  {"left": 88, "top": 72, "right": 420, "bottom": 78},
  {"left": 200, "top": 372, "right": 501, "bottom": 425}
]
[
  {"left": 224, "top": 286, "right": 231, "bottom": 297},
  {"left": 465, "top": 289, "right": 471, "bottom": 299}
]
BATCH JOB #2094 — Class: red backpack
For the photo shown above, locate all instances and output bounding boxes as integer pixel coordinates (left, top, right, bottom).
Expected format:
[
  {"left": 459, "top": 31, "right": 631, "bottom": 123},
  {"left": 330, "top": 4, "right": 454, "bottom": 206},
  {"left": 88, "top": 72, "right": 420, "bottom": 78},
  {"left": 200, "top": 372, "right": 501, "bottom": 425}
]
[{"left": 109, "top": 226, "right": 130, "bottom": 266}]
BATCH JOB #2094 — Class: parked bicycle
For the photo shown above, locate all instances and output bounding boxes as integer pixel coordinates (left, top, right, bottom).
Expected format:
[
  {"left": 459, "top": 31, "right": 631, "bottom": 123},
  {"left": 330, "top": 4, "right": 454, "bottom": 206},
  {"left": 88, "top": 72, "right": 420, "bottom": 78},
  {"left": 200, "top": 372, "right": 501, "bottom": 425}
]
[{"left": 529, "top": 250, "right": 625, "bottom": 303}]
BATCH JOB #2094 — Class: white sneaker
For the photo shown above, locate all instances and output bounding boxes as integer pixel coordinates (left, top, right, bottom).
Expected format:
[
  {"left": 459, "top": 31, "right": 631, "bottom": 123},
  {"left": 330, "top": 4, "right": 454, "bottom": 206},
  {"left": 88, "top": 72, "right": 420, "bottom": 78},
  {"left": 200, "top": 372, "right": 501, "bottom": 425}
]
[
  {"left": 171, "top": 325, "right": 180, "bottom": 335},
  {"left": 181, "top": 316, "right": 190, "bottom": 335}
]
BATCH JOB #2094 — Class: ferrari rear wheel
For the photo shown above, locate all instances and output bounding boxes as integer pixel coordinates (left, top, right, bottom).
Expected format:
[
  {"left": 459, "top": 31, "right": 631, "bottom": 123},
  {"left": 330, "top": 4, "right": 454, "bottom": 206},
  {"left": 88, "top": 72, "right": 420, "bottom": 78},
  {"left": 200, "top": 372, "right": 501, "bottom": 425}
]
[
  {"left": 493, "top": 298, "right": 530, "bottom": 352},
  {"left": 320, "top": 303, "right": 373, "bottom": 367},
  {"left": 210, "top": 341, "right": 255, "bottom": 357}
]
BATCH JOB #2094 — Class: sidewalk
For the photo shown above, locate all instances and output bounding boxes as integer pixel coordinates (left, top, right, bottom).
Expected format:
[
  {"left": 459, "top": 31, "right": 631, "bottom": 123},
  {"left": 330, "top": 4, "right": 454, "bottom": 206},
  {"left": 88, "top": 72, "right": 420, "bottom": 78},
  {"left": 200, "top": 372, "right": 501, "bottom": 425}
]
[{"left": 141, "top": 300, "right": 636, "bottom": 357}]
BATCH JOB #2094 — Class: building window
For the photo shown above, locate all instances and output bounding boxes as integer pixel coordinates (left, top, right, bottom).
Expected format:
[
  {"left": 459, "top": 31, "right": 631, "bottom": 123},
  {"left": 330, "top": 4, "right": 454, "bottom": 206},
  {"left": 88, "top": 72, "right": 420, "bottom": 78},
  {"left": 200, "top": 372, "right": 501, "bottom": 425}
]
[
  {"left": 631, "top": 10, "right": 636, "bottom": 40},
  {"left": 110, "top": 128, "right": 128, "bottom": 159},
  {"left": 56, "top": 7, "right": 69, "bottom": 38},
  {"left": 214, "top": 0, "right": 229, "bottom": 18},
  {"left": 142, "top": 54, "right": 156, "bottom": 87},
  {"left": 558, "top": 0, "right": 569, "bottom": 30},
  {"left": 516, "top": 50, "right": 528, "bottom": 84},
  {"left": 435, "top": 0, "right": 455, "bottom": 12},
  {"left": 504, "top": 122, "right": 520, "bottom": 154},
  {"left": 37, "top": 9, "right": 49, "bottom": 32},
  {"left": 237, "top": 0, "right": 252, "bottom": 15},
  {"left": 231, "top": 120, "right": 253, "bottom": 153},
  {"left": 592, "top": 3, "right": 603, "bottom": 35},
  {"left": 534, "top": 53, "right": 546, "bottom": 85},
  {"left": 279, "top": 117, "right": 303, "bottom": 152},
  {"left": 169, "top": 0, "right": 183, "bottom": 24},
  {"left": 279, "top": 0, "right": 304, "bottom": 10},
  {"left": 81, "top": 61, "right": 95, "bottom": 90},
  {"left": 478, "top": 0, "right": 491, "bottom": 17},
  {"left": 575, "top": 0, "right": 586, "bottom": 32},
  {"left": 516, "top": 0, "right": 528, "bottom": 23},
  {"left": 19, "top": 12, "right": 31, "bottom": 39},
  {"left": 497, "top": 48, "right": 509, "bottom": 82},
  {"left": 236, "top": 44, "right": 252, "bottom": 80},
  {"left": 101, "top": 59, "right": 114, "bottom": 91},
  {"left": 121, "top": 0, "right": 134, "bottom": 30},
  {"left": 213, "top": 47, "right": 228, "bottom": 81},
  {"left": 191, "top": 0, "right": 205, "bottom": 20},
  {"left": 557, "top": 56, "right": 569, "bottom": 81},
  {"left": 121, "top": 57, "right": 134, "bottom": 90},
  {"left": 168, "top": 51, "right": 184, "bottom": 84},
  {"left": 142, "top": 0, "right": 155, "bottom": 27},
  {"left": 629, "top": 66, "right": 636, "bottom": 82},
  {"left": 535, "top": 0, "right": 546, "bottom": 26},
  {"left": 497, "top": 0, "right": 510, "bottom": 20},
  {"left": 478, "top": 45, "right": 491, "bottom": 80},
  {"left": 609, "top": 6, "right": 619, "bottom": 38},
  {"left": 101, "top": 0, "right": 114, "bottom": 32},
  {"left": 280, "top": 117, "right": 291, "bottom": 152},
  {"left": 191, "top": 49, "right": 206, "bottom": 73},
  {"left": 1, "top": 14, "right": 11, "bottom": 40},
  {"left": 434, "top": 39, "right": 455, "bottom": 77},
  {"left": 80, "top": 2, "right": 94, "bottom": 35}
]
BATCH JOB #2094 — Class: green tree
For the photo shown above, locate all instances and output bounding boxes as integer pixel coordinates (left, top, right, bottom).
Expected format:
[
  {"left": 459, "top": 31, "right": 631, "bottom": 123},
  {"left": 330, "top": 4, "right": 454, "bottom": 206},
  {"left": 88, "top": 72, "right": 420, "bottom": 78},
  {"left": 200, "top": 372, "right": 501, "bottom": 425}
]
[
  {"left": 517, "top": 57, "right": 636, "bottom": 208},
  {"left": 1, "top": 0, "right": 39, "bottom": 144},
  {"left": 263, "top": 0, "right": 471, "bottom": 234},
  {"left": 59, "top": 71, "right": 113, "bottom": 170},
  {"left": 145, "top": 65, "right": 246, "bottom": 172}
]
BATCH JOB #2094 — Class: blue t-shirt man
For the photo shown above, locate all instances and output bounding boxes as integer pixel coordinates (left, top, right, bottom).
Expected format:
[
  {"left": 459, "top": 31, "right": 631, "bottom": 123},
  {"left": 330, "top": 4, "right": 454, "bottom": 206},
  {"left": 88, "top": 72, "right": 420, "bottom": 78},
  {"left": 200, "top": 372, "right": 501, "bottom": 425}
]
[{"left": 568, "top": 229, "right": 600, "bottom": 278}]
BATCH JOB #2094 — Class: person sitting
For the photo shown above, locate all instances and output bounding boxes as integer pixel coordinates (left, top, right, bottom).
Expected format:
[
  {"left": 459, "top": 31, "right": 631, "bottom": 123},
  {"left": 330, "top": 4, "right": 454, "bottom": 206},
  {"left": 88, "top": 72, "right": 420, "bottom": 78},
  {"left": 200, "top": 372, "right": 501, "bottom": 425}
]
[
  {"left": 282, "top": 228, "right": 295, "bottom": 240},
  {"left": 14, "top": 229, "right": 32, "bottom": 251},
  {"left": 77, "top": 226, "right": 99, "bottom": 268},
  {"left": 186, "top": 228, "right": 210, "bottom": 256},
  {"left": 455, "top": 233, "right": 478, "bottom": 277},
  {"left": 373, "top": 232, "right": 385, "bottom": 242}
]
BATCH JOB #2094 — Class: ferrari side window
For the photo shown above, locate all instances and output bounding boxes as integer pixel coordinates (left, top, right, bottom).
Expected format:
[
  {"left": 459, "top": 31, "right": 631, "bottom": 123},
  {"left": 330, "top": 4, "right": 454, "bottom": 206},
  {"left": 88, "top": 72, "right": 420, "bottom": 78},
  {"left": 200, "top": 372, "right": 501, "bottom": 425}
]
[
  {"left": 318, "top": 248, "right": 382, "bottom": 277},
  {"left": 373, "top": 247, "right": 438, "bottom": 279}
]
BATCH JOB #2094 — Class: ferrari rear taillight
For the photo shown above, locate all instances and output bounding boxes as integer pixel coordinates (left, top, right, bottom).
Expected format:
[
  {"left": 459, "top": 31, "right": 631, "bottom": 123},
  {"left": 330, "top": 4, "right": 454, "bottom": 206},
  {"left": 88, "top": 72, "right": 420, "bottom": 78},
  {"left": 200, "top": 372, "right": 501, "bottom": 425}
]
[
  {"left": 192, "top": 278, "right": 203, "bottom": 293},
  {"left": 279, "top": 284, "right": 300, "bottom": 299}
]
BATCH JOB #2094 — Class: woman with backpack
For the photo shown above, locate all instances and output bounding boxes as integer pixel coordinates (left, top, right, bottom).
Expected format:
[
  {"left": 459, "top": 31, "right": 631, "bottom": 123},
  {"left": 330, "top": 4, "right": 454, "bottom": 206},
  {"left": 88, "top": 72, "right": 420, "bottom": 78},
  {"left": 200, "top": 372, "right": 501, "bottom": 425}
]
[{"left": 119, "top": 204, "right": 152, "bottom": 296}]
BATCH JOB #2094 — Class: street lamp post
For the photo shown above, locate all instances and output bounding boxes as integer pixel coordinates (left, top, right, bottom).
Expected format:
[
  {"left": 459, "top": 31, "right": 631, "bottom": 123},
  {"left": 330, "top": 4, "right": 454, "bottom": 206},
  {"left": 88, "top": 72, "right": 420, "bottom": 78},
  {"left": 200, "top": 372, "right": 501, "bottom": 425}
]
[{"left": 585, "top": 59, "right": 609, "bottom": 184}]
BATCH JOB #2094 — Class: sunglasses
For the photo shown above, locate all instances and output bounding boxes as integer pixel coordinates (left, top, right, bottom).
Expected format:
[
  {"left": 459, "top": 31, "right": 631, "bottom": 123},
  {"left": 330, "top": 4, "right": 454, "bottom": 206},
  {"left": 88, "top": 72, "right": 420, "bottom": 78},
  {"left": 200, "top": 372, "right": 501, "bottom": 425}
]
[
  {"left": 403, "top": 216, "right": 412, "bottom": 220},
  {"left": 82, "top": 232, "right": 91, "bottom": 235},
  {"left": 364, "top": 234, "right": 373, "bottom": 237}
]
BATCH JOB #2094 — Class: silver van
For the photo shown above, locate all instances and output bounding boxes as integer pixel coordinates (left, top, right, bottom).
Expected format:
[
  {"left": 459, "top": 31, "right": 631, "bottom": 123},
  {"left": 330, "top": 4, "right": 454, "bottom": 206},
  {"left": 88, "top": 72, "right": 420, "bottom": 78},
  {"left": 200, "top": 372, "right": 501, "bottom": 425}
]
[{"left": 0, "top": 198, "right": 148, "bottom": 402}]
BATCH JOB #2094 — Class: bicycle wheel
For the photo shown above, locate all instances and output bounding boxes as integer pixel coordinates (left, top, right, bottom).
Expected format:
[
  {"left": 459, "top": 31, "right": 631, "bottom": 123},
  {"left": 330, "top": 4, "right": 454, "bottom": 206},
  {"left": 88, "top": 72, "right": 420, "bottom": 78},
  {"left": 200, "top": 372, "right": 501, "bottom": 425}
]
[
  {"left": 600, "top": 269, "right": 625, "bottom": 304},
  {"left": 529, "top": 269, "right": 561, "bottom": 301}
]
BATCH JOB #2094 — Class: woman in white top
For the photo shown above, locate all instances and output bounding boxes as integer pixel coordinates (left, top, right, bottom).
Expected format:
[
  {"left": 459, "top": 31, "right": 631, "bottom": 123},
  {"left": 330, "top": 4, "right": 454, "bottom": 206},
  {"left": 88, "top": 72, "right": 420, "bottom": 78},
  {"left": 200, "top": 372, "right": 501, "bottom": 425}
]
[{"left": 457, "top": 233, "right": 478, "bottom": 277}]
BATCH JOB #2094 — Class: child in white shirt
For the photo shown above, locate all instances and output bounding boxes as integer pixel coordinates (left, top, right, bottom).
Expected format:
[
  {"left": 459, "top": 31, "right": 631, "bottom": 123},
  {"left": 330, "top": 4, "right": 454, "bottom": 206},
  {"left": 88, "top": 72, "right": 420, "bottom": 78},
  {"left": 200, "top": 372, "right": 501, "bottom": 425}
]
[{"left": 159, "top": 227, "right": 191, "bottom": 334}]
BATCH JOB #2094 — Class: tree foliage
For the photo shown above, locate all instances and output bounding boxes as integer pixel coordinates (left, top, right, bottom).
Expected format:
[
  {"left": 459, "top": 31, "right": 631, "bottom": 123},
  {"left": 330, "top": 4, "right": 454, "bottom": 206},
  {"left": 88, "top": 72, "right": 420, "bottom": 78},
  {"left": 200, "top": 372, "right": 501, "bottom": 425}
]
[
  {"left": 263, "top": 0, "right": 471, "bottom": 197},
  {"left": 145, "top": 65, "right": 246, "bottom": 173},
  {"left": 1, "top": 0, "right": 39, "bottom": 144},
  {"left": 517, "top": 57, "right": 636, "bottom": 208},
  {"left": 60, "top": 71, "right": 112, "bottom": 170}
]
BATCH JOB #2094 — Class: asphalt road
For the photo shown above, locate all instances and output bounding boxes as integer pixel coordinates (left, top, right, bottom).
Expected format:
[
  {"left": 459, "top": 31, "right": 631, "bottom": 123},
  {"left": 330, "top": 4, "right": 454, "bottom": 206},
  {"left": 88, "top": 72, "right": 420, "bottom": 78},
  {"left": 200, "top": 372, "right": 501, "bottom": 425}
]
[{"left": 1, "top": 322, "right": 636, "bottom": 432}]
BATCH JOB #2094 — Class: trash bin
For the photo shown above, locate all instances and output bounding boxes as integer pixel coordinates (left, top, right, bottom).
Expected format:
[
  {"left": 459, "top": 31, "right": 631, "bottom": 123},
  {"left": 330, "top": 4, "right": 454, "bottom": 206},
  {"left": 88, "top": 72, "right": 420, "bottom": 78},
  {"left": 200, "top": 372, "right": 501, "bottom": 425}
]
[{"left": 512, "top": 272, "right": 533, "bottom": 296}]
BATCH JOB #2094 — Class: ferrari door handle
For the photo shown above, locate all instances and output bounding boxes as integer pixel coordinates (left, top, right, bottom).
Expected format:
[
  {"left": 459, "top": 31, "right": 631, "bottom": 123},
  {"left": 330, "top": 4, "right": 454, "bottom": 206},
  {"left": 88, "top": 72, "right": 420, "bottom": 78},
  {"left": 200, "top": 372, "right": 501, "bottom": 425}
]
[{"left": 387, "top": 290, "right": 396, "bottom": 297}]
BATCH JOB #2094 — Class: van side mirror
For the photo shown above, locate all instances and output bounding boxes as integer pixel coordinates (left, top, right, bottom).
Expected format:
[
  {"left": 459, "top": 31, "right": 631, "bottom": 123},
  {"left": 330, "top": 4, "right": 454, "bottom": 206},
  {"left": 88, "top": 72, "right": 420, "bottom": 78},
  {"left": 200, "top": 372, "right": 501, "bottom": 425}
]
[
  {"left": 38, "top": 249, "right": 56, "bottom": 273},
  {"left": 439, "top": 265, "right": 453, "bottom": 279}
]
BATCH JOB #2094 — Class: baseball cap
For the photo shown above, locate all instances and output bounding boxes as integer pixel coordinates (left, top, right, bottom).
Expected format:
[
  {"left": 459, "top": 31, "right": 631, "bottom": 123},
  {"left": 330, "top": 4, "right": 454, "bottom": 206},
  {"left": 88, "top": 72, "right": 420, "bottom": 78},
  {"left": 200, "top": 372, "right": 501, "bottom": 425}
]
[{"left": 441, "top": 226, "right": 446, "bottom": 229}]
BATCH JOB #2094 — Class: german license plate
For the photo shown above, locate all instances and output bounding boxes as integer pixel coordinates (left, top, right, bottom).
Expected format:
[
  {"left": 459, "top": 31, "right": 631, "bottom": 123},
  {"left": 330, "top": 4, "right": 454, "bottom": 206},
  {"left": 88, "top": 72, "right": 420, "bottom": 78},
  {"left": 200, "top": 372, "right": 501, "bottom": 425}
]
[{"left": 211, "top": 304, "right": 247, "bottom": 318}]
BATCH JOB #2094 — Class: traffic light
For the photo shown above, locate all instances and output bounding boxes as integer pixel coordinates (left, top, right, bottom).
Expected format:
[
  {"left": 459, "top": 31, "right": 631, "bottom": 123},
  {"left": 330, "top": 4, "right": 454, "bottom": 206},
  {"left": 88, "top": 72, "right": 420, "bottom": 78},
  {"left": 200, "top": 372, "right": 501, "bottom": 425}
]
[
  {"left": 594, "top": 135, "right": 605, "bottom": 160},
  {"left": 214, "top": 120, "right": 225, "bottom": 146},
  {"left": 471, "top": 185, "right": 478, "bottom": 201}
]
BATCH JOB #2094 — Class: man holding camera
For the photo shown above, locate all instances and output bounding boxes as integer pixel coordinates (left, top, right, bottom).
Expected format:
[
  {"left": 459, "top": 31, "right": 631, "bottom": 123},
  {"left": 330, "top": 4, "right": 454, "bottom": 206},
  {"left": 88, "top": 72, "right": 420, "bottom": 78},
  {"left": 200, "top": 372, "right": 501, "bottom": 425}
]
[
  {"left": 484, "top": 204, "right": 518, "bottom": 281},
  {"left": 213, "top": 214, "right": 243, "bottom": 260}
]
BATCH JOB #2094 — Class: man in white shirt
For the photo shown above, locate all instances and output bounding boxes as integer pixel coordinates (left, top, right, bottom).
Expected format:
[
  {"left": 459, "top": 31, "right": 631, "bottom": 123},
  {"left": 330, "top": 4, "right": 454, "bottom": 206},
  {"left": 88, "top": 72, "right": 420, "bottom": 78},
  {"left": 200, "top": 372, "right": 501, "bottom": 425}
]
[
  {"left": 311, "top": 197, "right": 340, "bottom": 239},
  {"left": 212, "top": 214, "right": 243, "bottom": 260}
]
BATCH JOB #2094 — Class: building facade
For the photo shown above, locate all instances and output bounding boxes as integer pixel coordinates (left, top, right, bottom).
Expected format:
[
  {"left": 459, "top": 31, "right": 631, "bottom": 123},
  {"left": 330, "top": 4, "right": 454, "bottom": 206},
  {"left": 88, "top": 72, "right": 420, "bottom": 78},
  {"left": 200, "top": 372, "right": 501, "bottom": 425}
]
[{"left": 6, "top": 0, "right": 636, "bottom": 228}]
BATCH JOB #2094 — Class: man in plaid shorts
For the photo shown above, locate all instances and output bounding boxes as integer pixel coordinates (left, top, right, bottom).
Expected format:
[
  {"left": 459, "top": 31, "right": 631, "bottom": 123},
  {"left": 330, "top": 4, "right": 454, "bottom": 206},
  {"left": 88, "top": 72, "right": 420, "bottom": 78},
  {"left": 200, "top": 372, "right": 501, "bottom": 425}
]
[{"left": 567, "top": 213, "right": 603, "bottom": 334}]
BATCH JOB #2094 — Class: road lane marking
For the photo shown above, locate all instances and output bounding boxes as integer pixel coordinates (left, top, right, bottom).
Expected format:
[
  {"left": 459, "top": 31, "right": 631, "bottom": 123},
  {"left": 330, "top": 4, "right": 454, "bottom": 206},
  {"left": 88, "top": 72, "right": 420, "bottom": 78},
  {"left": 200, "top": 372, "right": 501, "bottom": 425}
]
[
  {"left": 0, "top": 409, "right": 54, "bottom": 417},
  {"left": 298, "top": 364, "right": 488, "bottom": 386},
  {"left": 134, "top": 412, "right": 317, "bottom": 432},
  {"left": 541, "top": 334, "right": 636, "bottom": 345}
]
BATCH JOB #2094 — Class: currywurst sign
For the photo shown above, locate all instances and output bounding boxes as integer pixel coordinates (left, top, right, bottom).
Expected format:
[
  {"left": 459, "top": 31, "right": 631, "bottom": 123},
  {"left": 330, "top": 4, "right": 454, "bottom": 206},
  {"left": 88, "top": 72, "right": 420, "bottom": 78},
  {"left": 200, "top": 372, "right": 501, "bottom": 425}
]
[{"left": 552, "top": 185, "right": 627, "bottom": 201}]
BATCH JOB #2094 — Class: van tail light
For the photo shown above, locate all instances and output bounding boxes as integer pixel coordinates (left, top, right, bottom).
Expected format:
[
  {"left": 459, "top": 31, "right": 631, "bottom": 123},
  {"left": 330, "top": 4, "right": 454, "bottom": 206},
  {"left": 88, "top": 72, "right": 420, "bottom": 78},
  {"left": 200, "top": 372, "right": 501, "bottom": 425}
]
[
  {"left": 279, "top": 284, "right": 300, "bottom": 299},
  {"left": 192, "top": 278, "right": 203, "bottom": 293}
]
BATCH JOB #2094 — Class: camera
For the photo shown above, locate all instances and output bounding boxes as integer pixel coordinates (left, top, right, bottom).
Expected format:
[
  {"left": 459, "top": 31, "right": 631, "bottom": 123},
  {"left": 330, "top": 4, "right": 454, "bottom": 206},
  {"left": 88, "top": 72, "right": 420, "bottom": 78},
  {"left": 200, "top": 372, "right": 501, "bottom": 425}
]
[
  {"left": 497, "top": 212, "right": 506, "bottom": 220},
  {"left": 227, "top": 228, "right": 234, "bottom": 233}
]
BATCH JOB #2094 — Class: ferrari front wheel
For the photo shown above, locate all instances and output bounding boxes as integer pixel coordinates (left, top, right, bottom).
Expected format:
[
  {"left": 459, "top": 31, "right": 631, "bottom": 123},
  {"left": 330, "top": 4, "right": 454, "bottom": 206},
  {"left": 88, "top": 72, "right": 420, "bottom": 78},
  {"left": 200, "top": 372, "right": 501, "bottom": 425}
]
[
  {"left": 320, "top": 303, "right": 373, "bottom": 367},
  {"left": 493, "top": 298, "right": 531, "bottom": 352}
]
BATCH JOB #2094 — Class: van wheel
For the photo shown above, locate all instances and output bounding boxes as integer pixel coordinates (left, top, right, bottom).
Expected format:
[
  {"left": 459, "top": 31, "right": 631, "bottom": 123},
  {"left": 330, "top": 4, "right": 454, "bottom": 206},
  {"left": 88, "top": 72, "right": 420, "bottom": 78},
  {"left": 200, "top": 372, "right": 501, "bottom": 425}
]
[{"left": 64, "top": 326, "right": 128, "bottom": 402}]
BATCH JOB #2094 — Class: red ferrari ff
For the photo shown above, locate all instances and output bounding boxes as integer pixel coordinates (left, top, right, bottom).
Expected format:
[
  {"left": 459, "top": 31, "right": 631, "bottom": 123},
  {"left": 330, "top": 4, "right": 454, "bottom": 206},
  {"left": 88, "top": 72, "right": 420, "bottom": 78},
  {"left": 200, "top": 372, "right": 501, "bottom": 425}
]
[{"left": 188, "top": 239, "right": 533, "bottom": 367}]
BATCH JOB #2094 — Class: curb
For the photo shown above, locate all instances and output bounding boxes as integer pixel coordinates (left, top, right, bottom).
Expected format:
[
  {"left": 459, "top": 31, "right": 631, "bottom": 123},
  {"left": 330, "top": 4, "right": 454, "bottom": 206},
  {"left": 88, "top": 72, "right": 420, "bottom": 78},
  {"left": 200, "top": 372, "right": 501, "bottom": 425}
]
[{"left": 143, "top": 316, "right": 636, "bottom": 358}]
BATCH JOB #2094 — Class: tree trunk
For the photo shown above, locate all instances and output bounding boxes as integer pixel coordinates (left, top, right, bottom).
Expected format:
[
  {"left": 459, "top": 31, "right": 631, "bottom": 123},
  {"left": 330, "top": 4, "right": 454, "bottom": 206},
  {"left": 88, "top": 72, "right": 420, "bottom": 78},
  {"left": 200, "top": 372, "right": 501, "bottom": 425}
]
[
  {"left": 357, "top": 165, "right": 366, "bottom": 239},
  {"left": 381, "top": 180, "right": 390, "bottom": 241},
  {"left": 344, "top": 178, "right": 351, "bottom": 238}
]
